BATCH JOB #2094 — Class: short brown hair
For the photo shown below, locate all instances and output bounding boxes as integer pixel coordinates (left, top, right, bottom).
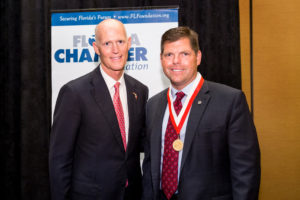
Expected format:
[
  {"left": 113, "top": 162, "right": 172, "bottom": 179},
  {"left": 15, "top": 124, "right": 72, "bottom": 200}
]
[{"left": 161, "top": 26, "right": 200, "bottom": 54}]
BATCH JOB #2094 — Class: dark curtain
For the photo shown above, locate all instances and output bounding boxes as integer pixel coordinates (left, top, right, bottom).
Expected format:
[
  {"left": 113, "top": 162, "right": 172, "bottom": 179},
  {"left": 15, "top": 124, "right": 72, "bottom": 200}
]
[
  {"left": 1, "top": 0, "right": 51, "bottom": 199},
  {"left": 0, "top": 0, "right": 240, "bottom": 199}
]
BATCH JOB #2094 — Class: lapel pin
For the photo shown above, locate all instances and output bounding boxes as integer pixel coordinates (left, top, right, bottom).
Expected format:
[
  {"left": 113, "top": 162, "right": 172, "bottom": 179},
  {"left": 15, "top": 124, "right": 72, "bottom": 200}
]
[
  {"left": 198, "top": 100, "right": 202, "bottom": 104},
  {"left": 132, "top": 92, "right": 138, "bottom": 100}
]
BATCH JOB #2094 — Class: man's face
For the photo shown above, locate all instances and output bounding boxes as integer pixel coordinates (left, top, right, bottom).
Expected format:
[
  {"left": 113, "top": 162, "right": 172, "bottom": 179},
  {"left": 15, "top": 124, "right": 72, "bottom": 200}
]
[
  {"left": 93, "top": 23, "right": 131, "bottom": 77},
  {"left": 161, "top": 37, "right": 201, "bottom": 90}
]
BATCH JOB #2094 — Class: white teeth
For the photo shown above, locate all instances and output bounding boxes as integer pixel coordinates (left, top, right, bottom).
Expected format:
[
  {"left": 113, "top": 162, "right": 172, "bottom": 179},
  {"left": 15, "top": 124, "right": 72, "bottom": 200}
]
[{"left": 172, "top": 69, "right": 183, "bottom": 72}]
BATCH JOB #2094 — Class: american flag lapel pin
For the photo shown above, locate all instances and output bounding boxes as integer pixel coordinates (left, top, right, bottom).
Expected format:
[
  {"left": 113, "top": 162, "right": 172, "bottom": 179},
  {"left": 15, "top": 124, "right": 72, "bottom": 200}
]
[{"left": 132, "top": 92, "right": 138, "bottom": 100}]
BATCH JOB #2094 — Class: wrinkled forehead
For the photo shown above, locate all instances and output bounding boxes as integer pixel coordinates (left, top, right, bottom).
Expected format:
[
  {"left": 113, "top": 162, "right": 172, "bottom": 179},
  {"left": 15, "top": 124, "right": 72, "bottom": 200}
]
[{"left": 162, "top": 37, "right": 193, "bottom": 52}]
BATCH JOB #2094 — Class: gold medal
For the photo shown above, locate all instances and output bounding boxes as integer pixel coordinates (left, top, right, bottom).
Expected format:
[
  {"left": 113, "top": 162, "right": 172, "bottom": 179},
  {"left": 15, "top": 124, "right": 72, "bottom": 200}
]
[{"left": 173, "top": 139, "right": 183, "bottom": 151}]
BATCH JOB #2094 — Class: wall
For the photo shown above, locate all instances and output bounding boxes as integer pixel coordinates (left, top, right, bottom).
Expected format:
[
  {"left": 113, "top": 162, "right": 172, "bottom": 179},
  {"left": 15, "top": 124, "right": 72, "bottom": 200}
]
[{"left": 240, "top": 0, "right": 300, "bottom": 199}]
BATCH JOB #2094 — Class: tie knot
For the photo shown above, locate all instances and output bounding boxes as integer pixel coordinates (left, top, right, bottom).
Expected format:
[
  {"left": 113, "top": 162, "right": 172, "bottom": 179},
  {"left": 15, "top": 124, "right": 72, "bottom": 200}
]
[
  {"left": 173, "top": 92, "right": 185, "bottom": 115},
  {"left": 175, "top": 91, "right": 185, "bottom": 102},
  {"left": 114, "top": 82, "right": 120, "bottom": 91}
]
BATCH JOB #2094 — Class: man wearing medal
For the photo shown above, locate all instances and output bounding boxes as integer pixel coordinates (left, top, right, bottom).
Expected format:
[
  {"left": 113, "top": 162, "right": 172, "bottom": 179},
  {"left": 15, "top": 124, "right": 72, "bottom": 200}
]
[{"left": 142, "top": 27, "right": 260, "bottom": 200}]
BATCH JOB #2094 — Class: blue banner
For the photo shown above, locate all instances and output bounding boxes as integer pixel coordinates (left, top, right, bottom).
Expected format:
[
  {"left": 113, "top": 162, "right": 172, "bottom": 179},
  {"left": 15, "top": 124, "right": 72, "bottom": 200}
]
[{"left": 52, "top": 9, "right": 178, "bottom": 26}]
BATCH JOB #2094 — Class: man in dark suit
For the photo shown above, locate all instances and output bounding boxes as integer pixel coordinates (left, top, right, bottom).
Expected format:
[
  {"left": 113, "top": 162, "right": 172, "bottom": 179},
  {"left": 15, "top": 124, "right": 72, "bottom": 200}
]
[
  {"left": 142, "top": 27, "right": 260, "bottom": 200},
  {"left": 49, "top": 19, "right": 148, "bottom": 200}
]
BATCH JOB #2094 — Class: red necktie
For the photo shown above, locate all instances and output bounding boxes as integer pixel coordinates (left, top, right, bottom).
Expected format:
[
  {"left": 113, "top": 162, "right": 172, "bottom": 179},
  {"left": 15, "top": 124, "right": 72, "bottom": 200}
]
[
  {"left": 113, "top": 82, "right": 126, "bottom": 151},
  {"left": 161, "top": 91, "right": 185, "bottom": 199}
]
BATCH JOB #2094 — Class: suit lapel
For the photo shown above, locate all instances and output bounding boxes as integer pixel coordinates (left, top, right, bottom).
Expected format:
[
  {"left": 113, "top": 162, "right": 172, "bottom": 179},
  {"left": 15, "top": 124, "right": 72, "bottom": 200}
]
[
  {"left": 124, "top": 74, "right": 137, "bottom": 157},
  {"left": 90, "top": 67, "right": 125, "bottom": 153},
  {"left": 150, "top": 90, "right": 168, "bottom": 188},
  {"left": 180, "top": 81, "right": 211, "bottom": 173}
]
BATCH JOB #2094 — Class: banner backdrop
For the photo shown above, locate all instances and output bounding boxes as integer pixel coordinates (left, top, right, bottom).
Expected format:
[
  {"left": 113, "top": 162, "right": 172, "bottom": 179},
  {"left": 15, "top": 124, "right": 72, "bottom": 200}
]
[{"left": 51, "top": 8, "right": 178, "bottom": 114}]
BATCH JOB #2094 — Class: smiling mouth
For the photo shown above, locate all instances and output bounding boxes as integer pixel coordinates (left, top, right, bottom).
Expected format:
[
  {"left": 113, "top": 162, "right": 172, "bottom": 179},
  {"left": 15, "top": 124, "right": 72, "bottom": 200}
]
[
  {"left": 172, "top": 69, "right": 184, "bottom": 72},
  {"left": 111, "top": 56, "right": 122, "bottom": 60}
]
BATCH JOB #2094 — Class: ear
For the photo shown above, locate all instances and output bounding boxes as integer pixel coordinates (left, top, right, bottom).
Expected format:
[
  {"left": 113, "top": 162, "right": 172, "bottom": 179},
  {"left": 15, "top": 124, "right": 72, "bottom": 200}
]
[
  {"left": 93, "top": 42, "right": 100, "bottom": 55},
  {"left": 127, "top": 37, "right": 132, "bottom": 50},
  {"left": 196, "top": 50, "right": 202, "bottom": 66}
]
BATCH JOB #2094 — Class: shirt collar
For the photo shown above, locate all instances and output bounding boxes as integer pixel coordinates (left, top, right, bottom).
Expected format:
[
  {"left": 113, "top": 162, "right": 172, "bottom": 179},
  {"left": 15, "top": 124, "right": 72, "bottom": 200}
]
[
  {"left": 100, "top": 64, "right": 125, "bottom": 89},
  {"left": 170, "top": 72, "right": 200, "bottom": 99}
]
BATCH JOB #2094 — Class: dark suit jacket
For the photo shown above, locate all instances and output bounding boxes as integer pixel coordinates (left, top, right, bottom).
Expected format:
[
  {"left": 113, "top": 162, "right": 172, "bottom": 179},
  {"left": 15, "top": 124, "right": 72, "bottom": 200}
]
[
  {"left": 49, "top": 67, "right": 148, "bottom": 200},
  {"left": 142, "top": 80, "right": 260, "bottom": 200}
]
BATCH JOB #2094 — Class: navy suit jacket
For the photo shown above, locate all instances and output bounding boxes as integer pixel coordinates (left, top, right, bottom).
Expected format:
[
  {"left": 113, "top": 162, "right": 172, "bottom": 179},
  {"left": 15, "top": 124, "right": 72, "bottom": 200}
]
[
  {"left": 142, "top": 80, "right": 260, "bottom": 200},
  {"left": 49, "top": 67, "right": 148, "bottom": 200}
]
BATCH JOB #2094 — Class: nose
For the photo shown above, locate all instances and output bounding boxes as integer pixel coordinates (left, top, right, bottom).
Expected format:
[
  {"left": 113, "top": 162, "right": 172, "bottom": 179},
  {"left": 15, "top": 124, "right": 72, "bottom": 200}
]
[
  {"left": 173, "top": 54, "right": 180, "bottom": 64},
  {"left": 112, "top": 42, "right": 119, "bottom": 53}
]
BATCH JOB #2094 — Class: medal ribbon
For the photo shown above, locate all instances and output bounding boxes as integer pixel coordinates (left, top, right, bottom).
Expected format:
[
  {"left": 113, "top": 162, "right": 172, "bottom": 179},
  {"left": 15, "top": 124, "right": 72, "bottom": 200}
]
[{"left": 167, "top": 75, "right": 204, "bottom": 135}]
